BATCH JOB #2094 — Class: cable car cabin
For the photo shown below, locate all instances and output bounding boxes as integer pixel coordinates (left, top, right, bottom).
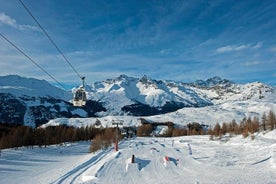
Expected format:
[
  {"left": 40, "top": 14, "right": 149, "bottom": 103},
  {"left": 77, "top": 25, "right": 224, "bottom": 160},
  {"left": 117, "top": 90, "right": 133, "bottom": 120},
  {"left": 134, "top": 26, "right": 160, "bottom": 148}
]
[{"left": 73, "top": 87, "right": 87, "bottom": 107}]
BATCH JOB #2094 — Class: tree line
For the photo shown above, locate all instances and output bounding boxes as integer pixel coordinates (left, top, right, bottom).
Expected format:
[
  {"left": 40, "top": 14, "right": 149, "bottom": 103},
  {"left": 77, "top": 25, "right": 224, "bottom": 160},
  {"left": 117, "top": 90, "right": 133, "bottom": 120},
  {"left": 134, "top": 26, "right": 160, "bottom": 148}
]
[
  {"left": 136, "top": 122, "right": 207, "bottom": 137},
  {"left": 0, "top": 124, "right": 102, "bottom": 149},
  {"left": 209, "top": 110, "right": 276, "bottom": 140},
  {"left": 136, "top": 110, "right": 276, "bottom": 138},
  {"left": 0, "top": 110, "right": 275, "bottom": 151}
]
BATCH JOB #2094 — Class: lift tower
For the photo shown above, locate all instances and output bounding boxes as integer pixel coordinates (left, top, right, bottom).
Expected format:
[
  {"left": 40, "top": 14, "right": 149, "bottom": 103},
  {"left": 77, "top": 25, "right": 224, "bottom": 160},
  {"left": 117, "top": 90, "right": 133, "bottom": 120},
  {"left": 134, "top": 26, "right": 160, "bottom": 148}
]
[{"left": 112, "top": 120, "right": 123, "bottom": 151}]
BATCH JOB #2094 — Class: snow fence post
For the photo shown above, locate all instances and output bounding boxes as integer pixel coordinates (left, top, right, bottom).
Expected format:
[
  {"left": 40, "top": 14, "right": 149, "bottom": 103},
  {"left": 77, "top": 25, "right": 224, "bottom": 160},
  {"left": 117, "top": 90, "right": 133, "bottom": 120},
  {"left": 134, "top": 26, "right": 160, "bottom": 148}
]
[{"left": 115, "top": 140, "right": 118, "bottom": 152}]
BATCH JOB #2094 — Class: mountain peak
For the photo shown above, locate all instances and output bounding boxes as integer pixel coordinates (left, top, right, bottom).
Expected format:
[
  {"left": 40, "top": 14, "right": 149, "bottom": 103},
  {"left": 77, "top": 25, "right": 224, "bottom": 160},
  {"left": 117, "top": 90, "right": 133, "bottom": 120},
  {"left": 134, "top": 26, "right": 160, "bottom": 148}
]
[
  {"left": 117, "top": 74, "right": 130, "bottom": 80},
  {"left": 138, "top": 75, "right": 154, "bottom": 84},
  {"left": 105, "top": 74, "right": 136, "bottom": 83},
  {"left": 193, "top": 76, "right": 233, "bottom": 88},
  {"left": 207, "top": 76, "right": 223, "bottom": 82}
]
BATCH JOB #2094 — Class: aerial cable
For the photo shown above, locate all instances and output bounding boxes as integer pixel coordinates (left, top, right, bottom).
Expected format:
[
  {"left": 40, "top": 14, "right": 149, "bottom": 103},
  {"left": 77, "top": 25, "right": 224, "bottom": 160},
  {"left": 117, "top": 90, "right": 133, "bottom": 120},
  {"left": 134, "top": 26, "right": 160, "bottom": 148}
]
[
  {"left": 19, "top": 0, "right": 84, "bottom": 80},
  {"left": 0, "top": 32, "right": 66, "bottom": 90}
]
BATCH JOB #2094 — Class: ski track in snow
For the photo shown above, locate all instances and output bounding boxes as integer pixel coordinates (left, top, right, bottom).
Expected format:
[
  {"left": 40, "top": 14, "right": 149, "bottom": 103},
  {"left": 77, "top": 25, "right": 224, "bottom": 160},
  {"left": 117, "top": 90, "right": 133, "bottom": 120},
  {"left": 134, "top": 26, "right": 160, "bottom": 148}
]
[
  {"left": 52, "top": 149, "right": 112, "bottom": 184},
  {"left": 1, "top": 131, "right": 276, "bottom": 184}
]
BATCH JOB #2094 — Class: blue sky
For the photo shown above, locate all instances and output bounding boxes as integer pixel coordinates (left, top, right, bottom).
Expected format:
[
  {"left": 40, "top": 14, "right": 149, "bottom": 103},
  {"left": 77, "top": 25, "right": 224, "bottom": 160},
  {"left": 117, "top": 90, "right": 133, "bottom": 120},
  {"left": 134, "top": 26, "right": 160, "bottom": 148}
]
[{"left": 0, "top": 0, "right": 276, "bottom": 88}]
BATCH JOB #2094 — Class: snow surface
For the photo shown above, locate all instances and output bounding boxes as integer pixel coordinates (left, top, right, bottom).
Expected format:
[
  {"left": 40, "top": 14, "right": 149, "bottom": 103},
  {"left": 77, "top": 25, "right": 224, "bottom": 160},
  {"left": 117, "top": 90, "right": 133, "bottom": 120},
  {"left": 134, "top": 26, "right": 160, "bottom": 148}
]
[
  {"left": 42, "top": 97, "right": 276, "bottom": 129},
  {"left": 0, "top": 75, "right": 71, "bottom": 100},
  {"left": 1, "top": 131, "right": 276, "bottom": 184}
]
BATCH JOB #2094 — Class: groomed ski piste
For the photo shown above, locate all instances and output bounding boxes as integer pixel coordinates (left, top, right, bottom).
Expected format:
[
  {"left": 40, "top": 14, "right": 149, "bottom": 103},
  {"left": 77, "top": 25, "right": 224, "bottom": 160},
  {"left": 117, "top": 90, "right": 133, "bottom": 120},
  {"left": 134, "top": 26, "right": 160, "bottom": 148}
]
[{"left": 1, "top": 130, "right": 276, "bottom": 184}]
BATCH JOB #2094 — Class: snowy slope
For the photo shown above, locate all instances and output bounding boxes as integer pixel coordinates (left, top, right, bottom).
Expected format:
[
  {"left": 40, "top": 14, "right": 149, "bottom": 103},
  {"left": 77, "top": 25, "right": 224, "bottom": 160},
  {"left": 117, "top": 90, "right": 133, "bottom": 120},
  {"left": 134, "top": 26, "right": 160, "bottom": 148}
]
[
  {"left": 0, "top": 75, "right": 71, "bottom": 100},
  {"left": 195, "top": 81, "right": 275, "bottom": 104},
  {"left": 43, "top": 97, "right": 276, "bottom": 129},
  {"left": 1, "top": 131, "right": 276, "bottom": 184}
]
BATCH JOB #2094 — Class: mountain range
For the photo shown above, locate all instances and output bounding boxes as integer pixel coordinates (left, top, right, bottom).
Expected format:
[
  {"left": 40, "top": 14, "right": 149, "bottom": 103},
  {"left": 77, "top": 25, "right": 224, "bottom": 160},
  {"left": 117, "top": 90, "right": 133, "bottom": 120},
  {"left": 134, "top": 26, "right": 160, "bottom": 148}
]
[{"left": 0, "top": 74, "right": 275, "bottom": 127}]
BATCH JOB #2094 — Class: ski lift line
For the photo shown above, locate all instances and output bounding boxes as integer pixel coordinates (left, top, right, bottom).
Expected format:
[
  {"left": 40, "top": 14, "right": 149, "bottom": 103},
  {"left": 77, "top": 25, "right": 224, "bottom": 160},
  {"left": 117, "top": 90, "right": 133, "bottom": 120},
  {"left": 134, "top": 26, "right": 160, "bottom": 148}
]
[
  {"left": 0, "top": 32, "right": 66, "bottom": 90},
  {"left": 18, "top": 0, "right": 83, "bottom": 80}
]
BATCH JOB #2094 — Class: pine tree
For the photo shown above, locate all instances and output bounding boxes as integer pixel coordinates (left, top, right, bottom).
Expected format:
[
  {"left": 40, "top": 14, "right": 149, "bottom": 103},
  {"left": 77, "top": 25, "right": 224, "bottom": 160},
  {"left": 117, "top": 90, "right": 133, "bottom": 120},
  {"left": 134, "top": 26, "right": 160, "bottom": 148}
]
[
  {"left": 239, "top": 118, "right": 246, "bottom": 134},
  {"left": 261, "top": 113, "right": 267, "bottom": 131},
  {"left": 137, "top": 124, "right": 153, "bottom": 137},
  {"left": 213, "top": 123, "right": 221, "bottom": 137},
  {"left": 252, "top": 117, "right": 260, "bottom": 133},
  {"left": 221, "top": 123, "right": 228, "bottom": 135},
  {"left": 229, "top": 119, "right": 239, "bottom": 135},
  {"left": 246, "top": 117, "right": 253, "bottom": 133},
  {"left": 267, "top": 110, "right": 276, "bottom": 130}
]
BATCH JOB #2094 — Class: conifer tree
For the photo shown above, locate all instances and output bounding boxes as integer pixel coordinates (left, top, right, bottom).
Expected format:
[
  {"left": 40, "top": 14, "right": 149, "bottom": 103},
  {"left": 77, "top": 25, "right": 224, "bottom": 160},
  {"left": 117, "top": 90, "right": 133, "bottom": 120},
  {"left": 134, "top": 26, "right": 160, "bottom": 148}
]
[
  {"left": 252, "top": 117, "right": 260, "bottom": 133},
  {"left": 267, "top": 110, "right": 276, "bottom": 130},
  {"left": 221, "top": 123, "right": 228, "bottom": 135},
  {"left": 213, "top": 123, "right": 221, "bottom": 137},
  {"left": 261, "top": 113, "right": 267, "bottom": 131}
]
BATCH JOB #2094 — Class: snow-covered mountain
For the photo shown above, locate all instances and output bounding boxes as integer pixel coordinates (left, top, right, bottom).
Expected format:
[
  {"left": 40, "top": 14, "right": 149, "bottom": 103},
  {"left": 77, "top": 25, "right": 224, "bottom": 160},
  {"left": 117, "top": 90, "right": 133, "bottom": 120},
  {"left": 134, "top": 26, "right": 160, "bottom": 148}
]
[
  {"left": 88, "top": 75, "right": 212, "bottom": 116},
  {"left": 0, "top": 75, "right": 71, "bottom": 100},
  {"left": 0, "top": 74, "right": 275, "bottom": 127},
  {"left": 191, "top": 76, "right": 234, "bottom": 88},
  {"left": 87, "top": 75, "right": 275, "bottom": 116},
  {"left": 0, "top": 75, "right": 105, "bottom": 127}
]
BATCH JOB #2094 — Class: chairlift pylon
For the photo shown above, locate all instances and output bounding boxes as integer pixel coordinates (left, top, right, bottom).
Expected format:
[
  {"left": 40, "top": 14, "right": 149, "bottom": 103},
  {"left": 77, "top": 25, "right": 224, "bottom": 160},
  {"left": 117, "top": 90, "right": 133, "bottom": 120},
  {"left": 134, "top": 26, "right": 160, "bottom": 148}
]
[{"left": 73, "top": 77, "right": 87, "bottom": 107}]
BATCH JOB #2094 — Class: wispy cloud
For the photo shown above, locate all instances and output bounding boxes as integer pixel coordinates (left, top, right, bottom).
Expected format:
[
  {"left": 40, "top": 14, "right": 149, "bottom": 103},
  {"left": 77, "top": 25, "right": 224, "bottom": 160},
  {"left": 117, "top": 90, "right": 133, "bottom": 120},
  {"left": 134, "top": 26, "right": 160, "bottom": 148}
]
[
  {"left": 159, "top": 48, "right": 174, "bottom": 56},
  {"left": 216, "top": 42, "right": 263, "bottom": 53},
  {"left": 0, "top": 12, "right": 16, "bottom": 27},
  {"left": 253, "top": 42, "right": 263, "bottom": 49},
  {"left": 0, "top": 12, "right": 39, "bottom": 31},
  {"left": 216, "top": 44, "right": 250, "bottom": 53},
  {"left": 242, "top": 61, "right": 261, "bottom": 66}
]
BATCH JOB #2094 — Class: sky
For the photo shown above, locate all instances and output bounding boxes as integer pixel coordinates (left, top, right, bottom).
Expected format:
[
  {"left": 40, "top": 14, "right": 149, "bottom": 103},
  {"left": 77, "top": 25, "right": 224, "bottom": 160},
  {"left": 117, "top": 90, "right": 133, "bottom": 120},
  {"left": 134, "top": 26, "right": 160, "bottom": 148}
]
[{"left": 0, "top": 0, "right": 276, "bottom": 89}]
